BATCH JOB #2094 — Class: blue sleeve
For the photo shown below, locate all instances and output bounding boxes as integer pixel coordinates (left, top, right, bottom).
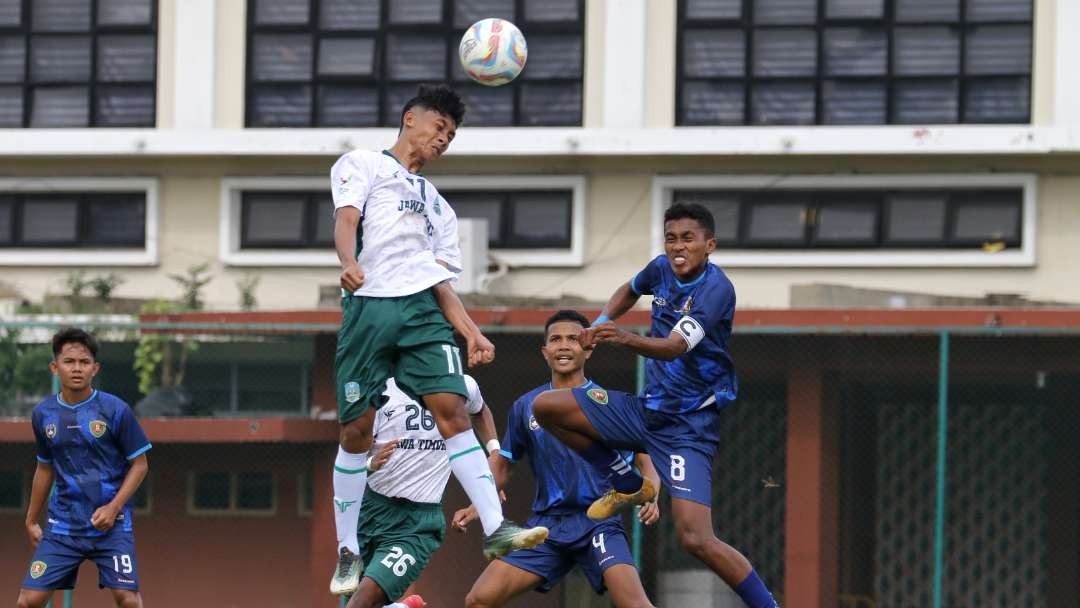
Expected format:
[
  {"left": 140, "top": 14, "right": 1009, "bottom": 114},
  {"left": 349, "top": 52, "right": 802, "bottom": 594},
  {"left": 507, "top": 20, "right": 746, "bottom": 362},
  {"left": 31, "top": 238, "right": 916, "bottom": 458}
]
[
  {"left": 113, "top": 404, "right": 152, "bottom": 460},
  {"left": 691, "top": 277, "right": 736, "bottom": 335},
  {"left": 631, "top": 257, "right": 663, "bottom": 296},
  {"left": 499, "top": 400, "right": 528, "bottom": 464},
  {"left": 32, "top": 410, "right": 52, "bottom": 464}
]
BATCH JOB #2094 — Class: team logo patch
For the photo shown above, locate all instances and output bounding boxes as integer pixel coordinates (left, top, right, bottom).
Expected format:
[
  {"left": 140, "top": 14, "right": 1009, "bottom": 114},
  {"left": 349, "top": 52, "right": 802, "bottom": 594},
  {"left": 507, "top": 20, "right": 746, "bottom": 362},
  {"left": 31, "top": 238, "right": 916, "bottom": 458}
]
[
  {"left": 433, "top": 197, "right": 442, "bottom": 215},
  {"left": 45, "top": 424, "right": 56, "bottom": 439},
  {"left": 344, "top": 382, "right": 361, "bottom": 404},
  {"left": 30, "top": 561, "right": 47, "bottom": 579},
  {"left": 654, "top": 296, "right": 667, "bottom": 308},
  {"left": 528, "top": 415, "right": 540, "bottom": 431},
  {"left": 587, "top": 388, "right": 609, "bottom": 405},
  {"left": 89, "top": 420, "right": 107, "bottom": 438},
  {"left": 680, "top": 296, "right": 694, "bottom": 314}
]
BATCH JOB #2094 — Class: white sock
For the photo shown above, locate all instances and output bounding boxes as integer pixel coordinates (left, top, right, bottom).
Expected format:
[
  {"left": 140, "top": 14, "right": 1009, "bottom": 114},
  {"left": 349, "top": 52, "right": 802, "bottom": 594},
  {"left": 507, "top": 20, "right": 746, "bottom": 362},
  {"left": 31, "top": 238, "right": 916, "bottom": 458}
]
[
  {"left": 333, "top": 446, "right": 368, "bottom": 554},
  {"left": 385, "top": 604, "right": 407, "bottom": 608},
  {"left": 445, "top": 430, "right": 504, "bottom": 536}
]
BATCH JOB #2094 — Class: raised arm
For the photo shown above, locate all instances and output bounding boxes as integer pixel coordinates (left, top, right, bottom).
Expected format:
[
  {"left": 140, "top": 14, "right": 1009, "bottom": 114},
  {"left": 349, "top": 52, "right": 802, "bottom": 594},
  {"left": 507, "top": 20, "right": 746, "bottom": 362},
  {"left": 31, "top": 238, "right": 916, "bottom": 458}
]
[
  {"left": 25, "top": 461, "right": 54, "bottom": 548},
  {"left": 432, "top": 280, "right": 495, "bottom": 367},
  {"left": 334, "top": 206, "right": 365, "bottom": 292},
  {"left": 597, "top": 281, "right": 642, "bottom": 323},
  {"left": 470, "top": 402, "right": 499, "bottom": 447}
]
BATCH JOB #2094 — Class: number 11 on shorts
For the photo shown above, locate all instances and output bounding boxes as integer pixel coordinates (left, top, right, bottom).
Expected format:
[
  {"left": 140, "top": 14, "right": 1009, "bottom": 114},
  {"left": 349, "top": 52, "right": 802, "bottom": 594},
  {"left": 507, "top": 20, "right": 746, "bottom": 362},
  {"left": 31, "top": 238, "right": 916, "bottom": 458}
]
[{"left": 441, "top": 344, "right": 463, "bottom": 375}]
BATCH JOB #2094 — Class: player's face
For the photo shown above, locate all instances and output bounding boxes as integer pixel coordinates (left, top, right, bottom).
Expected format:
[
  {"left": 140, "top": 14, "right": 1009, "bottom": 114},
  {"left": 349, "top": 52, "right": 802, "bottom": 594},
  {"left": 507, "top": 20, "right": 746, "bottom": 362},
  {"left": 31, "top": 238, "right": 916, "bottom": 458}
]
[
  {"left": 404, "top": 108, "right": 457, "bottom": 163},
  {"left": 542, "top": 321, "right": 590, "bottom": 374},
  {"left": 49, "top": 342, "right": 100, "bottom": 392},
  {"left": 664, "top": 218, "right": 716, "bottom": 281}
]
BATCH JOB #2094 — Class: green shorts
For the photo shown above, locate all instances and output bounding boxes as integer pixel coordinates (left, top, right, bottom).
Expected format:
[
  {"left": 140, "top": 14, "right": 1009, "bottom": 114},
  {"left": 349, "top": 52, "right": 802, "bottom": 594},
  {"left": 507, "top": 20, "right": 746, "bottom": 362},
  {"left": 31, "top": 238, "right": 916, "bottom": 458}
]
[
  {"left": 335, "top": 289, "right": 468, "bottom": 423},
  {"left": 357, "top": 490, "right": 445, "bottom": 601}
]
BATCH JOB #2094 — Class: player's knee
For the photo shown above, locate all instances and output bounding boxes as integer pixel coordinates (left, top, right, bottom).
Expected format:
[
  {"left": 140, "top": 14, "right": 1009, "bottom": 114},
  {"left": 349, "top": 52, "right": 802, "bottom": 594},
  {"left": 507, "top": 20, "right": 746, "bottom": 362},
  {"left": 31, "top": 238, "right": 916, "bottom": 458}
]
[
  {"left": 16, "top": 595, "right": 39, "bottom": 608},
  {"left": 676, "top": 526, "right": 712, "bottom": 557},
  {"left": 531, "top": 392, "right": 561, "bottom": 427},
  {"left": 111, "top": 590, "right": 141, "bottom": 608}
]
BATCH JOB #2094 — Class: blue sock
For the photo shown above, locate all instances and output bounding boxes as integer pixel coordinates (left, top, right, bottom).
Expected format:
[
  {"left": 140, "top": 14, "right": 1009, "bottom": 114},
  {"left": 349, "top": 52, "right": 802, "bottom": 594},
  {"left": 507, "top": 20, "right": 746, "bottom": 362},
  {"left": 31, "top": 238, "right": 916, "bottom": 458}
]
[
  {"left": 733, "top": 569, "right": 778, "bottom": 608},
  {"left": 580, "top": 443, "right": 642, "bottom": 494}
]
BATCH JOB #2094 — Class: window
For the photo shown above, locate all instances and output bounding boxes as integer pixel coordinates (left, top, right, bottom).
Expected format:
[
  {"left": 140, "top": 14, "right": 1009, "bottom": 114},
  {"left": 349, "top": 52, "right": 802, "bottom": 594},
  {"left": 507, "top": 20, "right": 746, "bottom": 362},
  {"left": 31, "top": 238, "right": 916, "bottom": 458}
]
[
  {"left": 241, "top": 192, "right": 332, "bottom": 249},
  {"left": 677, "top": 0, "right": 1032, "bottom": 125},
  {"left": 0, "top": 0, "right": 157, "bottom": 127},
  {"left": 189, "top": 471, "right": 276, "bottom": 514},
  {"left": 245, "top": 0, "right": 584, "bottom": 127},
  {"left": 0, "top": 470, "right": 25, "bottom": 511},
  {"left": 451, "top": 190, "right": 572, "bottom": 249},
  {"left": 0, "top": 192, "right": 145, "bottom": 248}
]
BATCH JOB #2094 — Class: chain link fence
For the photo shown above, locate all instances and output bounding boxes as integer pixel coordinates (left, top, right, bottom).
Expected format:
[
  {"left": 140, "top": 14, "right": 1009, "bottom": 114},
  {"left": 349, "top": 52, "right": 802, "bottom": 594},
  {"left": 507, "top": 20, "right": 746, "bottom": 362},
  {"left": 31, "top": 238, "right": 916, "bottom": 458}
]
[{"left": 1, "top": 319, "right": 1077, "bottom": 607}]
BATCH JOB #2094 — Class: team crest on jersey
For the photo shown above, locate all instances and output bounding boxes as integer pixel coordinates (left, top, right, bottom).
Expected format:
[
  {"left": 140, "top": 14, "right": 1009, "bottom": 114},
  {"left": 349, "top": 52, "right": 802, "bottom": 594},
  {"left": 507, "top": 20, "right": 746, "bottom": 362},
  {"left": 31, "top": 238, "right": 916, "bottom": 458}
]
[
  {"left": 587, "top": 388, "right": 609, "bottom": 405},
  {"left": 45, "top": 424, "right": 56, "bottom": 439},
  {"left": 528, "top": 415, "right": 540, "bottom": 431},
  {"left": 30, "top": 561, "right": 47, "bottom": 579},
  {"left": 89, "top": 420, "right": 107, "bottom": 438},
  {"left": 680, "top": 296, "right": 694, "bottom": 314},
  {"left": 382, "top": 408, "right": 395, "bottom": 420},
  {"left": 344, "top": 382, "right": 361, "bottom": 403},
  {"left": 433, "top": 197, "right": 442, "bottom": 216},
  {"left": 654, "top": 296, "right": 667, "bottom": 308}
]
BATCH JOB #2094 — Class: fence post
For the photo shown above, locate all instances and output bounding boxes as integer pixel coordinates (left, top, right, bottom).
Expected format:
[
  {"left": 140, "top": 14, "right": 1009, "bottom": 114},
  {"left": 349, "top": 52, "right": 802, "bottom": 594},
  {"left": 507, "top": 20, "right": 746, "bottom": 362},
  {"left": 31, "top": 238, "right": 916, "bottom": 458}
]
[{"left": 932, "top": 330, "right": 950, "bottom": 608}]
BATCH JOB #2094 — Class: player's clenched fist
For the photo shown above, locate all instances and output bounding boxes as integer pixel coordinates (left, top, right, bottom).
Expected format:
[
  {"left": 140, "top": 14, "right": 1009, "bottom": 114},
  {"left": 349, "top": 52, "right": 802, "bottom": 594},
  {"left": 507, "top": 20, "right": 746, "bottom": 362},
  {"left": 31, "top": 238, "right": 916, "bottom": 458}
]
[
  {"left": 340, "top": 263, "right": 365, "bottom": 292},
  {"left": 25, "top": 521, "right": 42, "bottom": 548},
  {"left": 467, "top": 331, "right": 496, "bottom": 367},
  {"left": 580, "top": 321, "right": 628, "bottom": 349}
]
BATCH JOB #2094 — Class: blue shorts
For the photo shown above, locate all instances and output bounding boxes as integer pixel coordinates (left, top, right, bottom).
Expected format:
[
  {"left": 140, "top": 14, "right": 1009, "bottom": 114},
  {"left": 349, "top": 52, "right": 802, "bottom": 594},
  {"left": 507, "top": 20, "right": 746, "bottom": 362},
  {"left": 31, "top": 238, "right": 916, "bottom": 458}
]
[
  {"left": 500, "top": 512, "right": 634, "bottom": 594},
  {"left": 21, "top": 530, "right": 139, "bottom": 591},
  {"left": 573, "top": 387, "right": 721, "bottom": 506}
]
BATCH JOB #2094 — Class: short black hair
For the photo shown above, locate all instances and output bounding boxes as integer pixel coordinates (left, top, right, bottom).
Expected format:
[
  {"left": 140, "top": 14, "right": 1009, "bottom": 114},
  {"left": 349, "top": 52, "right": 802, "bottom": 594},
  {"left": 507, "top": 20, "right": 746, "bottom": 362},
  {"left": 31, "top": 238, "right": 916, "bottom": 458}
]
[
  {"left": 544, "top": 309, "right": 590, "bottom": 338},
  {"left": 400, "top": 83, "right": 466, "bottom": 128},
  {"left": 664, "top": 202, "right": 716, "bottom": 238},
  {"left": 52, "top": 327, "right": 98, "bottom": 359}
]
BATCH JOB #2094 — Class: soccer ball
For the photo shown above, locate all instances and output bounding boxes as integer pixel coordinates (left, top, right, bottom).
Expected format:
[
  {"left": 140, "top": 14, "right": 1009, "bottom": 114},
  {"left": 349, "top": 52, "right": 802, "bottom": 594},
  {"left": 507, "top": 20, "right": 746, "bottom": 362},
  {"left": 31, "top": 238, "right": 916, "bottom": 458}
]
[{"left": 459, "top": 18, "right": 528, "bottom": 87}]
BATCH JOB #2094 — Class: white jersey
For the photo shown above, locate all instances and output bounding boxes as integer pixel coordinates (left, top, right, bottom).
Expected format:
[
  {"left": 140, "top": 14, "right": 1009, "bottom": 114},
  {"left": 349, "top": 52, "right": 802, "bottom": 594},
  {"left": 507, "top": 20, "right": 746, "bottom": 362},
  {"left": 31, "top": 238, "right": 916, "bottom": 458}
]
[
  {"left": 330, "top": 149, "right": 462, "bottom": 298},
  {"left": 367, "top": 376, "right": 485, "bottom": 504}
]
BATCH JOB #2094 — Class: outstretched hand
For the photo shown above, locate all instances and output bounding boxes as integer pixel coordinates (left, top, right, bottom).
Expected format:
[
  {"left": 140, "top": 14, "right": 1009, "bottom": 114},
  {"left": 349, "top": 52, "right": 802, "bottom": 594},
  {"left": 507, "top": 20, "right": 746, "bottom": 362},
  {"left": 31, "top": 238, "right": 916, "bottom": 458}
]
[
  {"left": 367, "top": 439, "right": 399, "bottom": 472},
  {"left": 451, "top": 505, "right": 479, "bottom": 532},
  {"left": 467, "top": 332, "right": 496, "bottom": 367},
  {"left": 579, "top": 322, "right": 626, "bottom": 350}
]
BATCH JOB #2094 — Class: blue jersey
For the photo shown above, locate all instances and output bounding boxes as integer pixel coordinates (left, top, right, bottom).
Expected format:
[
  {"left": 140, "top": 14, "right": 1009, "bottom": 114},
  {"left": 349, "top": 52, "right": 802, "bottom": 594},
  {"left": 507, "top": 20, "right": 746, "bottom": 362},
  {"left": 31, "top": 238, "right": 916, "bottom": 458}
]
[
  {"left": 631, "top": 255, "right": 738, "bottom": 414},
  {"left": 31, "top": 390, "right": 152, "bottom": 537},
  {"left": 500, "top": 381, "right": 632, "bottom": 515}
]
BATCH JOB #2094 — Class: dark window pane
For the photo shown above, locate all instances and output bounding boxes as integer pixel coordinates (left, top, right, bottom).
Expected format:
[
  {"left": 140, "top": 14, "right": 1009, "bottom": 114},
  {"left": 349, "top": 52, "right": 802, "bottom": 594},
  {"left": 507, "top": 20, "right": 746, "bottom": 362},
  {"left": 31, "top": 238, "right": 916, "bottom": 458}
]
[
  {"left": 237, "top": 473, "right": 274, "bottom": 509},
  {"left": 317, "top": 38, "right": 375, "bottom": 76},
  {"left": 0, "top": 86, "right": 22, "bottom": 126},
  {"left": 252, "top": 34, "right": 312, "bottom": 82},
  {"left": 685, "top": 0, "right": 741, "bottom": 19},
  {"left": 455, "top": 84, "right": 513, "bottom": 126},
  {"left": 746, "top": 202, "right": 807, "bottom": 244},
  {"left": 815, "top": 203, "right": 878, "bottom": 244},
  {"left": 823, "top": 80, "right": 886, "bottom": 124},
  {"left": 185, "top": 364, "right": 232, "bottom": 411},
  {"left": 753, "top": 29, "right": 816, "bottom": 77},
  {"left": 520, "top": 82, "right": 581, "bottom": 125},
  {"left": 314, "top": 198, "right": 334, "bottom": 244},
  {"left": 893, "top": 27, "right": 960, "bottom": 76},
  {"left": 193, "top": 472, "right": 230, "bottom": 510},
  {"left": 680, "top": 80, "right": 744, "bottom": 125},
  {"left": 33, "top": 0, "right": 91, "bottom": 31},
  {"left": 826, "top": 0, "right": 884, "bottom": 18},
  {"left": 0, "top": 0, "right": 20, "bottom": 26},
  {"left": 825, "top": 28, "right": 886, "bottom": 76},
  {"left": 965, "top": 26, "right": 1030, "bottom": 75},
  {"left": 98, "top": 0, "right": 152, "bottom": 25},
  {"left": 250, "top": 85, "right": 311, "bottom": 126},
  {"left": 254, "top": 0, "right": 310, "bottom": 25},
  {"left": 449, "top": 194, "right": 503, "bottom": 246},
  {"left": 966, "top": 0, "right": 1031, "bottom": 22},
  {"left": 683, "top": 29, "right": 744, "bottom": 78},
  {"left": 952, "top": 199, "right": 1020, "bottom": 243},
  {"left": 752, "top": 81, "right": 815, "bottom": 125},
  {"left": 965, "top": 77, "right": 1029, "bottom": 123},
  {"left": 388, "top": 0, "right": 441, "bottom": 24},
  {"left": 383, "top": 84, "right": 418, "bottom": 126},
  {"left": 386, "top": 35, "right": 445, "bottom": 81},
  {"left": 98, "top": 35, "right": 155, "bottom": 82},
  {"left": 896, "top": 0, "right": 960, "bottom": 22},
  {"left": 86, "top": 195, "right": 144, "bottom": 244},
  {"left": 0, "top": 197, "right": 13, "bottom": 243},
  {"left": 318, "top": 85, "right": 377, "bottom": 126},
  {"left": 237, "top": 364, "right": 301, "bottom": 411},
  {"left": 243, "top": 194, "right": 306, "bottom": 245},
  {"left": 510, "top": 193, "right": 570, "bottom": 246},
  {"left": 31, "top": 36, "right": 92, "bottom": 83},
  {"left": 521, "top": 34, "right": 582, "bottom": 79},
  {"left": 0, "top": 36, "right": 25, "bottom": 83},
  {"left": 524, "top": 0, "right": 578, "bottom": 22},
  {"left": 455, "top": 0, "right": 515, "bottom": 28},
  {"left": 673, "top": 192, "right": 740, "bottom": 243},
  {"left": 320, "top": 0, "right": 379, "bottom": 29},
  {"left": 96, "top": 85, "right": 154, "bottom": 126},
  {"left": 22, "top": 198, "right": 77, "bottom": 243},
  {"left": 886, "top": 194, "right": 947, "bottom": 243},
  {"left": 892, "top": 79, "right": 958, "bottom": 123},
  {"left": 753, "top": 0, "right": 815, "bottom": 24},
  {"left": 30, "top": 86, "right": 89, "bottom": 126},
  {"left": 0, "top": 471, "right": 23, "bottom": 509},
  {"left": 300, "top": 472, "right": 313, "bottom": 512}
]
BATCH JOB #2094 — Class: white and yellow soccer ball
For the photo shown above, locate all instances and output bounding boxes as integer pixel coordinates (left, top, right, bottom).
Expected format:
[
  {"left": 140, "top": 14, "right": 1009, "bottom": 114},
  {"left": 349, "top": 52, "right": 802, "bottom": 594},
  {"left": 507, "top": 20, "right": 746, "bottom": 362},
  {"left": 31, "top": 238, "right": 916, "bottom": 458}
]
[{"left": 458, "top": 18, "right": 528, "bottom": 87}]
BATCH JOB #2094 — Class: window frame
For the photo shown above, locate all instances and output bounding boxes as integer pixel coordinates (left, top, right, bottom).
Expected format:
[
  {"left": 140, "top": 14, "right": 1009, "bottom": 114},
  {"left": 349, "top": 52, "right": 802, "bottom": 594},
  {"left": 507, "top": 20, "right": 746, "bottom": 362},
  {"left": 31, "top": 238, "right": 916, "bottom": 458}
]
[
  {"left": 675, "top": 0, "right": 1034, "bottom": 126},
  {"left": 651, "top": 173, "right": 1036, "bottom": 267},
  {"left": 186, "top": 471, "right": 277, "bottom": 516},
  {"left": 0, "top": 177, "right": 158, "bottom": 266}
]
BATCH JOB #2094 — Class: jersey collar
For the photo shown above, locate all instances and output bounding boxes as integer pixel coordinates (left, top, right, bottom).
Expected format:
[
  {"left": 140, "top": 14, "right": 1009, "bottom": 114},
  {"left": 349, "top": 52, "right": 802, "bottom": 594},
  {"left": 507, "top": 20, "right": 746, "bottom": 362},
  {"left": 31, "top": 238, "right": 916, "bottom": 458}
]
[
  {"left": 57, "top": 389, "right": 98, "bottom": 409},
  {"left": 674, "top": 264, "right": 710, "bottom": 288},
  {"left": 548, "top": 379, "right": 594, "bottom": 391},
  {"left": 381, "top": 149, "right": 421, "bottom": 175}
]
